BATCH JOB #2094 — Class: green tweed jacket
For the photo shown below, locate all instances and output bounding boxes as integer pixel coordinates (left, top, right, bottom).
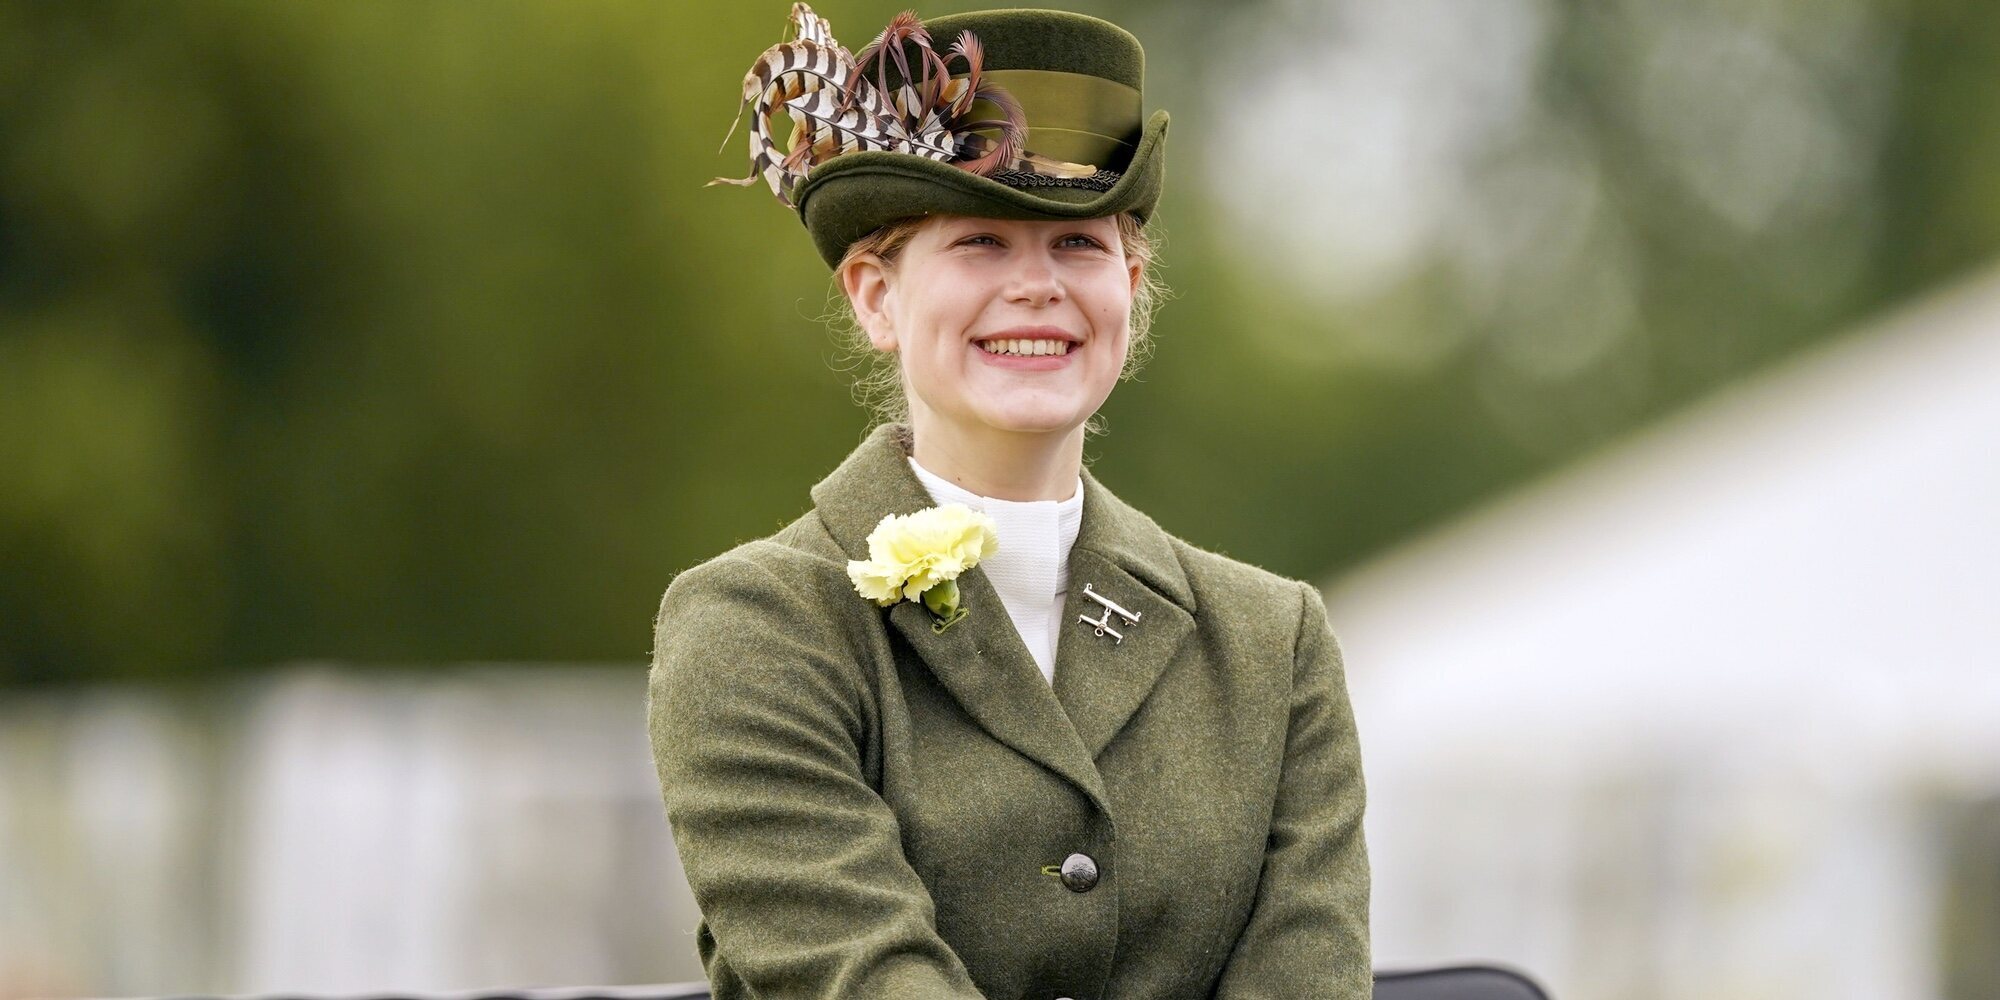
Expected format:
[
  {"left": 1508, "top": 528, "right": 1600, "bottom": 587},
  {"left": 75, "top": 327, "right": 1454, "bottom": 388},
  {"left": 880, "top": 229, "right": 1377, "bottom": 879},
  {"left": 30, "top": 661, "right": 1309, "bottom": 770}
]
[{"left": 647, "top": 421, "right": 1370, "bottom": 999}]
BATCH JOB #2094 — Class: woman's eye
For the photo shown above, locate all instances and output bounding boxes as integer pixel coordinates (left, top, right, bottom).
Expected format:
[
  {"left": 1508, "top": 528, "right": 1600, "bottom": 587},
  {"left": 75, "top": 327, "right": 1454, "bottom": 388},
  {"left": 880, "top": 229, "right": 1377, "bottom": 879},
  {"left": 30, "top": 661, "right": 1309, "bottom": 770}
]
[{"left": 954, "top": 233, "right": 1106, "bottom": 249}]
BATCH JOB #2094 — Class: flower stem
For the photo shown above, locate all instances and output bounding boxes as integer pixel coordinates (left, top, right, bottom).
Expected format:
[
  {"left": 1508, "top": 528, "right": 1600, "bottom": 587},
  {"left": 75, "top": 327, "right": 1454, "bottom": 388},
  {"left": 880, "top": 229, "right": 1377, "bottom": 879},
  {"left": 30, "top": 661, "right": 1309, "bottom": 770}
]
[{"left": 921, "top": 579, "right": 959, "bottom": 618}]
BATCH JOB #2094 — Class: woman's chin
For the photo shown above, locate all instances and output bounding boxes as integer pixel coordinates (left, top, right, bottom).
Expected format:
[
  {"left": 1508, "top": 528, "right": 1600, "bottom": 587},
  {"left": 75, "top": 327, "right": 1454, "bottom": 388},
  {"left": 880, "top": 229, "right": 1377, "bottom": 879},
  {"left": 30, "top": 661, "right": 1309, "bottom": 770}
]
[{"left": 967, "top": 403, "right": 1085, "bottom": 436}]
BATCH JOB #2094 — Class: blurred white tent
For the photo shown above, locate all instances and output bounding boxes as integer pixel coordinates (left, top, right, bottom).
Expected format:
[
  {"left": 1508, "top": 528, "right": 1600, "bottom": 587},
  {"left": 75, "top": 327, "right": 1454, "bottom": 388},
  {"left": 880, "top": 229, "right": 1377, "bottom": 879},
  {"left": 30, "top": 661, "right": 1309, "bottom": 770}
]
[
  {"left": 0, "top": 667, "right": 706, "bottom": 998},
  {"left": 1331, "top": 263, "right": 2000, "bottom": 1000}
]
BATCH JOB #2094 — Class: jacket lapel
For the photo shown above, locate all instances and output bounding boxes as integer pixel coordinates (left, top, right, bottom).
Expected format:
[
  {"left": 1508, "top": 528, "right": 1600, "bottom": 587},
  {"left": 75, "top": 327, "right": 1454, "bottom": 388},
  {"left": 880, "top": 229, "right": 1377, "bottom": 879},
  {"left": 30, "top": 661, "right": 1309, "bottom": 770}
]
[
  {"left": 809, "top": 421, "right": 1198, "bottom": 810},
  {"left": 1050, "top": 476, "right": 1197, "bottom": 760}
]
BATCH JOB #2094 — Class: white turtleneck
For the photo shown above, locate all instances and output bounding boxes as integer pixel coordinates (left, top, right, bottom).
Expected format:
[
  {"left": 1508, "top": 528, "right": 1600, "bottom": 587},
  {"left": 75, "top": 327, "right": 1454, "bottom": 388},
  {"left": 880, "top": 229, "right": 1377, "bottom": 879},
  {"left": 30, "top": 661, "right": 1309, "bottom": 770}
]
[{"left": 908, "top": 454, "right": 1084, "bottom": 685}]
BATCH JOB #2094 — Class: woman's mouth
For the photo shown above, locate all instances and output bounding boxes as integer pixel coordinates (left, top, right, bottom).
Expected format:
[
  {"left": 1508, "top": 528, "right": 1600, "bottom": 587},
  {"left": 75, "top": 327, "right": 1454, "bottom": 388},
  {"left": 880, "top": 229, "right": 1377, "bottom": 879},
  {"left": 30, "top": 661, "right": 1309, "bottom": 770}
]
[
  {"left": 978, "top": 337, "right": 1072, "bottom": 357},
  {"left": 973, "top": 337, "right": 1078, "bottom": 370}
]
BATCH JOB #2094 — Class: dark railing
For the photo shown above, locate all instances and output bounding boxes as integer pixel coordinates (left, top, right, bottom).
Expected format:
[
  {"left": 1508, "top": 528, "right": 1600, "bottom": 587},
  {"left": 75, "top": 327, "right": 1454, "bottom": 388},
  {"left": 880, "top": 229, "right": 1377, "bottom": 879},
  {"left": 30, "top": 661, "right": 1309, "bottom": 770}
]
[{"left": 134, "top": 963, "right": 1552, "bottom": 1000}]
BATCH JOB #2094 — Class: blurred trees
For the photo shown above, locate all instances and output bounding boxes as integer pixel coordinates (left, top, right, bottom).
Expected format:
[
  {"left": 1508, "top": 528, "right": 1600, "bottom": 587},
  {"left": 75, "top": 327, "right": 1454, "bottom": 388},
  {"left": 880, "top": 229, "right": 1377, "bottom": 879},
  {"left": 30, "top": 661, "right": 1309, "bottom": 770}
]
[{"left": 2, "top": 0, "right": 1996, "bottom": 684}]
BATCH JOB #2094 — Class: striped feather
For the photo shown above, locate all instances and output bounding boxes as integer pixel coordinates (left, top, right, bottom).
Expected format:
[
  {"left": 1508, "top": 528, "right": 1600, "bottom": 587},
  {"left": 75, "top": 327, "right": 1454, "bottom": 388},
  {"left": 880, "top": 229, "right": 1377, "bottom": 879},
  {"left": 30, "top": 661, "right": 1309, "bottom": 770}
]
[
  {"left": 714, "top": 3, "right": 1073, "bottom": 208},
  {"left": 788, "top": 2, "right": 837, "bottom": 46}
]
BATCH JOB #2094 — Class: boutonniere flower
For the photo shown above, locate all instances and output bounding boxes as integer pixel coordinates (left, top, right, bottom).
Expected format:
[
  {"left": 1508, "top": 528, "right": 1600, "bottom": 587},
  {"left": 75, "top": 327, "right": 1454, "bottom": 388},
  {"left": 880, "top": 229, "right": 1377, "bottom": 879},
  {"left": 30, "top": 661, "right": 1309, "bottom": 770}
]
[{"left": 847, "top": 503, "right": 999, "bottom": 633}]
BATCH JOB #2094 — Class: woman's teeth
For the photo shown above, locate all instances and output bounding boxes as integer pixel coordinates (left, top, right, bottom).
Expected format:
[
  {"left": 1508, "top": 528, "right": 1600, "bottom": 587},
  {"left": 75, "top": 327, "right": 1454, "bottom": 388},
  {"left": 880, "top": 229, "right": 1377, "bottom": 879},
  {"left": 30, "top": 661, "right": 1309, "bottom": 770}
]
[{"left": 978, "top": 338, "right": 1071, "bottom": 356}]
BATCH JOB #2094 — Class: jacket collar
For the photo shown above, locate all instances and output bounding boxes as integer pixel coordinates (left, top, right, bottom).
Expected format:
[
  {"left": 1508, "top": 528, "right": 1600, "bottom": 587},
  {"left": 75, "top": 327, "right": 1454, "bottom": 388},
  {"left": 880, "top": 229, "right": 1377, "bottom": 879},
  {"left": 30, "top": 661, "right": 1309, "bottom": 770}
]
[{"left": 810, "top": 421, "right": 1198, "bottom": 812}]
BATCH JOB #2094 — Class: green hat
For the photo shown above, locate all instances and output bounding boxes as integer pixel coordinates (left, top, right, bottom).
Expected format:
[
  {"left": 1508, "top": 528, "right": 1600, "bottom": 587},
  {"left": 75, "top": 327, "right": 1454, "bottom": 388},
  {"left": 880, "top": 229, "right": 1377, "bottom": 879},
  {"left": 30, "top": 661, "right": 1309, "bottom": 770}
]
[{"left": 710, "top": 4, "right": 1169, "bottom": 269}]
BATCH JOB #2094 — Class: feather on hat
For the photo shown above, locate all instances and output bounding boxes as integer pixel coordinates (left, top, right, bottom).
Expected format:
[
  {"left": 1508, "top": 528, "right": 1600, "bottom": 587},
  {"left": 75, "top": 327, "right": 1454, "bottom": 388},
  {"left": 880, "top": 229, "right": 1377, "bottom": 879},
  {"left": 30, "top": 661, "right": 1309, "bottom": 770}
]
[{"left": 709, "top": 4, "right": 1170, "bottom": 269}]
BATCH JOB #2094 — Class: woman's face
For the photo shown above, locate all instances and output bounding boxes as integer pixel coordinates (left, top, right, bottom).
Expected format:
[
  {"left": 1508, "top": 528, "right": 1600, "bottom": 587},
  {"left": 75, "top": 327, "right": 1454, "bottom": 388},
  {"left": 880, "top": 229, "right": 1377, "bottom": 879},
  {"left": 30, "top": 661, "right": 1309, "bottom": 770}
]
[{"left": 844, "top": 214, "right": 1142, "bottom": 439}]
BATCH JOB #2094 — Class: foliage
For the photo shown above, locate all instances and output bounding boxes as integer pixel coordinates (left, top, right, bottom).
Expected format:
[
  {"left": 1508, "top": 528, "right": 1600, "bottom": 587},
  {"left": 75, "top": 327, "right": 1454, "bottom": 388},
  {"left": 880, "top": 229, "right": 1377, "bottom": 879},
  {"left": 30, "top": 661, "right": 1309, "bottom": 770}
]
[{"left": 2, "top": 0, "right": 1996, "bottom": 683}]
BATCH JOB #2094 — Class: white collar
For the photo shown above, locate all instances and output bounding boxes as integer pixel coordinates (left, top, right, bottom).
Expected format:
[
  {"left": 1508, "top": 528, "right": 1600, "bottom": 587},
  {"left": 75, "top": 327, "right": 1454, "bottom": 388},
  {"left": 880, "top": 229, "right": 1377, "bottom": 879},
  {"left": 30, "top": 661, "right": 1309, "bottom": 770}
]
[{"left": 907, "top": 455, "right": 1084, "bottom": 599}]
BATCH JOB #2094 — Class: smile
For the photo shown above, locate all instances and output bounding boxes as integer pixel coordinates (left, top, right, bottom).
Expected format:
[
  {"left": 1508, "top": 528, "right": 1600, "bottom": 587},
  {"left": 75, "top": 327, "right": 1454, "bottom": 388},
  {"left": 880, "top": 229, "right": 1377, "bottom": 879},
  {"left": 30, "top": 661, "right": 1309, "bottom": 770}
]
[
  {"left": 972, "top": 337, "right": 1078, "bottom": 370},
  {"left": 977, "top": 338, "right": 1073, "bottom": 357}
]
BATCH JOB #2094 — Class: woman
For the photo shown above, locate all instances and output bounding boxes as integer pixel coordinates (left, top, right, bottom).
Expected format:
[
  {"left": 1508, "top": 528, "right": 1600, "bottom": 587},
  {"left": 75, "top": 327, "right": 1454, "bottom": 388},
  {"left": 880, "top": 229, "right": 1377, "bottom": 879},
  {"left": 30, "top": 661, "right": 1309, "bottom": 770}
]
[{"left": 650, "top": 6, "right": 1370, "bottom": 998}]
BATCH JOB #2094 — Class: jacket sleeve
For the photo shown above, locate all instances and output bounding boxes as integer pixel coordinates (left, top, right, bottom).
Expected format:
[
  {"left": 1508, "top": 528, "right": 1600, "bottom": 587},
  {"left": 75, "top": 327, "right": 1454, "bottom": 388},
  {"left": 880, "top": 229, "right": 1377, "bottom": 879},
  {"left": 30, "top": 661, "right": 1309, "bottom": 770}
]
[
  {"left": 1214, "top": 580, "right": 1372, "bottom": 999},
  {"left": 647, "top": 551, "right": 988, "bottom": 999}
]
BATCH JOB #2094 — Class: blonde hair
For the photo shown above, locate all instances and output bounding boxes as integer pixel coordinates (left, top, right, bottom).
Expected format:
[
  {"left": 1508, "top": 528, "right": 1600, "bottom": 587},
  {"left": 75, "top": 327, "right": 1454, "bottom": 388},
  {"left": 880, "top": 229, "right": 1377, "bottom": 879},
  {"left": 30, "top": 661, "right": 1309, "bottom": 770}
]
[{"left": 826, "top": 212, "right": 1168, "bottom": 439}]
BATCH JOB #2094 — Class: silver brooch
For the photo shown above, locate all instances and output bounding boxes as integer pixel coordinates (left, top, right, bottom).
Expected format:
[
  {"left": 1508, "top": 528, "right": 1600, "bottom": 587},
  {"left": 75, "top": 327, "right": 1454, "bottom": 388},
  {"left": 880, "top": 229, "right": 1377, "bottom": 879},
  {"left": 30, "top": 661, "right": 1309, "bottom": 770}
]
[{"left": 1078, "top": 583, "right": 1142, "bottom": 644}]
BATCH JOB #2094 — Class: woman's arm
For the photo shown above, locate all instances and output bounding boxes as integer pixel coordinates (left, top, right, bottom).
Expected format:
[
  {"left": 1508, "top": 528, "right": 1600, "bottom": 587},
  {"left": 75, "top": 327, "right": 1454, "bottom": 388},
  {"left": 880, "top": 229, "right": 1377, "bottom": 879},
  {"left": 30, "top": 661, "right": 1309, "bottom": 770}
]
[
  {"left": 647, "top": 550, "right": 987, "bottom": 999},
  {"left": 1213, "top": 580, "right": 1372, "bottom": 999}
]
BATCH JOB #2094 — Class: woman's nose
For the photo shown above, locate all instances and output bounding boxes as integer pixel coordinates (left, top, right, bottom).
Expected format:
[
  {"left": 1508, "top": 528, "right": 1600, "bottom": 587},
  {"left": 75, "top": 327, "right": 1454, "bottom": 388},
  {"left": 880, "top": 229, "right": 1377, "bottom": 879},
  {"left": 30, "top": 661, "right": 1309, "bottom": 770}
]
[{"left": 1006, "top": 256, "right": 1062, "bottom": 306}]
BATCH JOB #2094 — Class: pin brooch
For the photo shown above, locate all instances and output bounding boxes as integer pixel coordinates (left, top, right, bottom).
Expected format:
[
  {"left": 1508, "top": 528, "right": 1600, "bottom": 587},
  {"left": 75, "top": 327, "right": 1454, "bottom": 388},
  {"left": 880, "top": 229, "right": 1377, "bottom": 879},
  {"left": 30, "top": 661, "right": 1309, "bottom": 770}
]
[{"left": 1078, "top": 582, "right": 1142, "bottom": 644}]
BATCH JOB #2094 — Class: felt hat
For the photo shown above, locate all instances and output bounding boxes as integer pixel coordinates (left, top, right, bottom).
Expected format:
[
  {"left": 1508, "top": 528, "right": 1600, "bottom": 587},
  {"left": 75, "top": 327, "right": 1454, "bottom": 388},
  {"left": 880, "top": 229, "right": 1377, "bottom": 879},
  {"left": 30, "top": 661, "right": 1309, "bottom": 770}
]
[{"left": 710, "top": 4, "right": 1169, "bottom": 269}]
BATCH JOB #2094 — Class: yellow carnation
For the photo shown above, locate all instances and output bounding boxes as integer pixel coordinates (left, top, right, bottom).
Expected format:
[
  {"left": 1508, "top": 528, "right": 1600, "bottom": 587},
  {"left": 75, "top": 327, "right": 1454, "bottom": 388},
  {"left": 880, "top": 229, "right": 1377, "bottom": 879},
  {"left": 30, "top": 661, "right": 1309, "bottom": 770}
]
[{"left": 846, "top": 503, "right": 999, "bottom": 608}]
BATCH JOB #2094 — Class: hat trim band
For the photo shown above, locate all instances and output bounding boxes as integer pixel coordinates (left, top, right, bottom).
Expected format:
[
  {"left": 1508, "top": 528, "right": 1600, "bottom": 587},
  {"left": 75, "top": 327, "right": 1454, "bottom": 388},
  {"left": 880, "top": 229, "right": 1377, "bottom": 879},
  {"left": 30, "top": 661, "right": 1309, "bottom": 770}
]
[{"left": 984, "top": 168, "right": 1122, "bottom": 191}]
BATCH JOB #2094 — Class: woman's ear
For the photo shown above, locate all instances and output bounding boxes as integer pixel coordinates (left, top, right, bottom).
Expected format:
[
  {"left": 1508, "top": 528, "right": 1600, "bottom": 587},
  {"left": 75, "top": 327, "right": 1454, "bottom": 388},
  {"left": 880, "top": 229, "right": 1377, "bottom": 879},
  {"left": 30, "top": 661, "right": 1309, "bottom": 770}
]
[{"left": 840, "top": 256, "right": 898, "bottom": 352}]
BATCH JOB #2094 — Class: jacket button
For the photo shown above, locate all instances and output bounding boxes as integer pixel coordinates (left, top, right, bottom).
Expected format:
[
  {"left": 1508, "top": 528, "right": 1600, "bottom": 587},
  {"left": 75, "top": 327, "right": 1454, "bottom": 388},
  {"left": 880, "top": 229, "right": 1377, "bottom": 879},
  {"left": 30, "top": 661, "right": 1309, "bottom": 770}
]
[{"left": 1058, "top": 852, "right": 1099, "bottom": 892}]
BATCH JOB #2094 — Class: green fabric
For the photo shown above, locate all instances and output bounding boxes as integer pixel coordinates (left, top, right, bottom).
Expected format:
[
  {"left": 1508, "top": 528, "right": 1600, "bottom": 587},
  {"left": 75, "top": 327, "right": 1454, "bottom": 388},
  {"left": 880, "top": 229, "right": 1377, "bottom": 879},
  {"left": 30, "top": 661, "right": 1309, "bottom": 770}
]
[
  {"left": 793, "top": 7, "right": 1169, "bottom": 269},
  {"left": 963, "top": 69, "right": 1142, "bottom": 167},
  {"left": 918, "top": 10, "right": 1146, "bottom": 88},
  {"left": 648, "top": 421, "right": 1372, "bottom": 999},
  {"left": 975, "top": 70, "right": 1142, "bottom": 132}
]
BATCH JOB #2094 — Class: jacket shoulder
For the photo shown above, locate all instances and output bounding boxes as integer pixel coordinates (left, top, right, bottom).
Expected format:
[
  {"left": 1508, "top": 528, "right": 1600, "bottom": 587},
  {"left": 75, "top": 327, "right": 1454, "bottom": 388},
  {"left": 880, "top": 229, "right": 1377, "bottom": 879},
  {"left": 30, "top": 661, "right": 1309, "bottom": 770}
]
[
  {"left": 1162, "top": 532, "right": 1333, "bottom": 674},
  {"left": 657, "top": 506, "right": 848, "bottom": 598},
  {"left": 1166, "top": 533, "right": 1317, "bottom": 607},
  {"left": 649, "top": 508, "right": 867, "bottom": 663}
]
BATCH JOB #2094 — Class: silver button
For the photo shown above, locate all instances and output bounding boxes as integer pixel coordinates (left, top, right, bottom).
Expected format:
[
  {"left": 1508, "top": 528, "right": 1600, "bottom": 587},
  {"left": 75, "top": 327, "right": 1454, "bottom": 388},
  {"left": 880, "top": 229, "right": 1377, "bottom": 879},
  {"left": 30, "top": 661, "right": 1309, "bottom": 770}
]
[{"left": 1058, "top": 852, "right": 1099, "bottom": 892}]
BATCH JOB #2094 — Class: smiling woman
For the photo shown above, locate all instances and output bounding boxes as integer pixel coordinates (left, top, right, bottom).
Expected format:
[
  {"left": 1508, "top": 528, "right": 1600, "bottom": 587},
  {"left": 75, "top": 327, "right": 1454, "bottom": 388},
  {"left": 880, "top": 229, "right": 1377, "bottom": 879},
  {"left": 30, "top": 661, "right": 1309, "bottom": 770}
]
[
  {"left": 835, "top": 214, "right": 1157, "bottom": 462},
  {"left": 652, "top": 5, "right": 1372, "bottom": 999},
  {"left": 832, "top": 212, "right": 1167, "bottom": 438}
]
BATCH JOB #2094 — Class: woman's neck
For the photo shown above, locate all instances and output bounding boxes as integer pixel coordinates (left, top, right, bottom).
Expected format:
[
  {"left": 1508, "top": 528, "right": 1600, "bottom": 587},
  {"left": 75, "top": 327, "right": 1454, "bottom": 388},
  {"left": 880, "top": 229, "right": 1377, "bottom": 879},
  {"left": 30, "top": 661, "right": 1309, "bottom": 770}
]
[{"left": 906, "top": 413, "right": 1083, "bottom": 502}]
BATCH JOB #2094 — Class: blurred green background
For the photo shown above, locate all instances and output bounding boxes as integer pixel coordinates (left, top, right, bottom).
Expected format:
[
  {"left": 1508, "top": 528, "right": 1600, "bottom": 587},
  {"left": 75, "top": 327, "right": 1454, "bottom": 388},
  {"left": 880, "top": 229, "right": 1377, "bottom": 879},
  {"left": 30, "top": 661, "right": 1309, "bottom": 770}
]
[{"left": 4, "top": 0, "right": 1997, "bottom": 686}]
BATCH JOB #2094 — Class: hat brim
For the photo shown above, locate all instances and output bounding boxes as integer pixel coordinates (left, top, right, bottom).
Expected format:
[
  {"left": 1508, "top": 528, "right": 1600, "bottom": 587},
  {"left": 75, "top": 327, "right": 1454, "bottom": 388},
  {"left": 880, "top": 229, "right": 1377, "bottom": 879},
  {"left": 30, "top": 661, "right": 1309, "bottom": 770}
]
[{"left": 796, "top": 108, "right": 1169, "bottom": 270}]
